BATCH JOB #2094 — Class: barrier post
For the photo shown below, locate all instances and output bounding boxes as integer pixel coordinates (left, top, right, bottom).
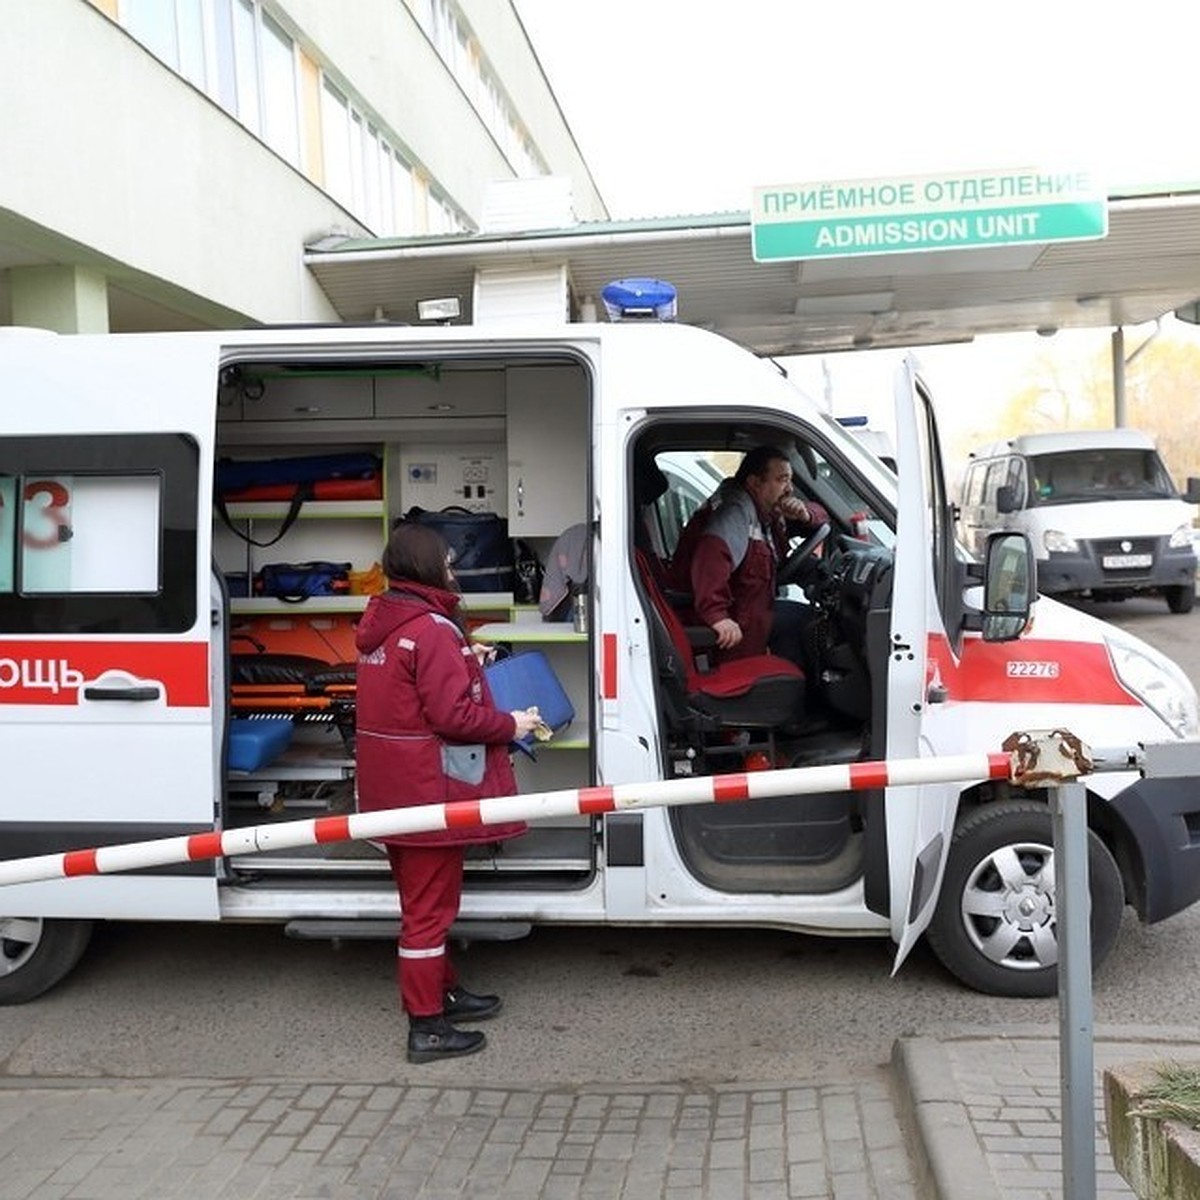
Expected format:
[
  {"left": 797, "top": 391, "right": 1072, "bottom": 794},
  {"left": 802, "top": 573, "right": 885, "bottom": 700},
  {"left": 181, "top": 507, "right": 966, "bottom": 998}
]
[{"left": 1052, "top": 780, "right": 1096, "bottom": 1200}]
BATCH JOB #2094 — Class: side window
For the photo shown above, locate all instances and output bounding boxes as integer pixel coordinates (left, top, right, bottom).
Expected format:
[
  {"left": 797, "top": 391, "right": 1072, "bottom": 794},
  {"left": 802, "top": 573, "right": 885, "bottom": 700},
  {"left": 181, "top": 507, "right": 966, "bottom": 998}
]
[
  {"left": 981, "top": 460, "right": 1008, "bottom": 510},
  {"left": 961, "top": 464, "right": 984, "bottom": 510},
  {"left": 652, "top": 451, "right": 724, "bottom": 557},
  {"left": 913, "top": 383, "right": 956, "bottom": 633},
  {"left": 0, "top": 476, "right": 13, "bottom": 594},
  {"left": 1005, "top": 457, "right": 1027, "bottom": 508},
  {"left": 19, "top": 475, "right": 161, "bottom": 594},
  {"left": 0, "top": 435, "right": 198, "bottom": 634}
]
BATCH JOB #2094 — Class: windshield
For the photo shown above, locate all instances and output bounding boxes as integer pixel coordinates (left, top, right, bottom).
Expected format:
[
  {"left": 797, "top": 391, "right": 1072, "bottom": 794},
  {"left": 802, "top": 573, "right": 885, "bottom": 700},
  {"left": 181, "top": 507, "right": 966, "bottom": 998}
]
[{"left": 1028, "top": 447, "right": 1175, "bottom": 504}]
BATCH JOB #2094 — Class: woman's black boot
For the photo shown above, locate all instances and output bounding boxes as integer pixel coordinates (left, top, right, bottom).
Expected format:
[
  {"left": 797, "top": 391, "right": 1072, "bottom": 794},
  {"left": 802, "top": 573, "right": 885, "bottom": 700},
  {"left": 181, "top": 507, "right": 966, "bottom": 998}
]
[
  {"left": 407, "top": 1015, "right": 486, "bottom": 1064},
  {"left": 443, "top": 987, "right": 502, "bottom": 1021}
]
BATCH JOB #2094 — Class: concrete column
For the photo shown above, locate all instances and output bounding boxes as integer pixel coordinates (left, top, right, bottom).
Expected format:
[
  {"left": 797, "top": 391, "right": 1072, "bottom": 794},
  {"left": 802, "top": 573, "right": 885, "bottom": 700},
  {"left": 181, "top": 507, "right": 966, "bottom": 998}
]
[{"left": 10, "top": 265, "right": 109, "bottom": 333}]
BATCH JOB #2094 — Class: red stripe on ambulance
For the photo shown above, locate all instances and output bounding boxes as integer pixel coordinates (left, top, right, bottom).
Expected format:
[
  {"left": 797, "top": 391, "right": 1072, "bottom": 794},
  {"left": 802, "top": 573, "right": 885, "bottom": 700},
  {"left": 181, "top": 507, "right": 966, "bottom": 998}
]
[
  {"left": 601, "top": 633, "right": 618, "bottom": 699},
  {"left": 929, "top": 635, "right": 1136, "bottom": 706},
  {"left": 0, "top": 641, "right": 209, "bottom": 707}
]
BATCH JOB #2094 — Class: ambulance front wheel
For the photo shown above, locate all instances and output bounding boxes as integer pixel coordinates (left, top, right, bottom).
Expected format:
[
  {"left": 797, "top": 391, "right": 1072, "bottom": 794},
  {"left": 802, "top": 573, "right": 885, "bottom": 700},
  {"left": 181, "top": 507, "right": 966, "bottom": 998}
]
[
  {"left": 926, "top": 801, "right": 1124, "bottom": 998},
  {"left": 0, "top": 918, "right": 94, "bottom": 1005}
]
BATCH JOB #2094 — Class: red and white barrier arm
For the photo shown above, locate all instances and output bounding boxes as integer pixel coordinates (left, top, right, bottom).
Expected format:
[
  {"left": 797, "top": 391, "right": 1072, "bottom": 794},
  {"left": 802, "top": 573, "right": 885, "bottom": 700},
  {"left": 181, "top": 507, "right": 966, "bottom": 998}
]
[{"left": 0, "top": 751, "right": 1013, "bottom": 888}]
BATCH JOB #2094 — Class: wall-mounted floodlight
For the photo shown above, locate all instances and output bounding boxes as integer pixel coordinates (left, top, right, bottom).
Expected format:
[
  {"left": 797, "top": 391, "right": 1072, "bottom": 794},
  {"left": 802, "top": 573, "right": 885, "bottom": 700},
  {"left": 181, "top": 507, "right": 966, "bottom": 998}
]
[
  {"left": 600, "top": 278, "right": 677, "bottom": 322},
  {"left": 417, "top": 296, "right": 461, "bottom": 322}
]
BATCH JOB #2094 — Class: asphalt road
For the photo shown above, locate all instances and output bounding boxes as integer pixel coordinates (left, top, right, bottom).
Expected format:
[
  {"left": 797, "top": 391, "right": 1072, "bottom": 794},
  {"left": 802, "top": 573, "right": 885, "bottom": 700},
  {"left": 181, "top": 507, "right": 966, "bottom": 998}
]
[{"left": 1, "top": 595, "right": 1198, "bottom": 1088}]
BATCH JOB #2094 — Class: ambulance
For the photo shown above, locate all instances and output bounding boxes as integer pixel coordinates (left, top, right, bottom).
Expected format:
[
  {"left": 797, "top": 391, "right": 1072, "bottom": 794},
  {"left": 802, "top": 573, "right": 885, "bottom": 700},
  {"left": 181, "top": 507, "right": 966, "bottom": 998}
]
[{"left": 2, "top": 318, "right": 1199, "bottom": 1005}]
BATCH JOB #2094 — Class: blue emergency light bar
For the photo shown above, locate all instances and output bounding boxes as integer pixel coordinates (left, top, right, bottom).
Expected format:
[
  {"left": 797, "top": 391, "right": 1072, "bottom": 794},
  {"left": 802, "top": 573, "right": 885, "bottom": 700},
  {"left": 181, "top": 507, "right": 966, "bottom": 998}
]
[{"left": 601, "top": 278, "right": 677, "bottom": 322}]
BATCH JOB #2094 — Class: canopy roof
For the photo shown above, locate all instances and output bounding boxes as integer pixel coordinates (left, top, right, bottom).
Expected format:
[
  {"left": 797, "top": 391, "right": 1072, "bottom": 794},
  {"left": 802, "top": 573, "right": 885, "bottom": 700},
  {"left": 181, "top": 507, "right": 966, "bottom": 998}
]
[{"left": 304, "top": 187, "right": 1200, "bottom": 356}]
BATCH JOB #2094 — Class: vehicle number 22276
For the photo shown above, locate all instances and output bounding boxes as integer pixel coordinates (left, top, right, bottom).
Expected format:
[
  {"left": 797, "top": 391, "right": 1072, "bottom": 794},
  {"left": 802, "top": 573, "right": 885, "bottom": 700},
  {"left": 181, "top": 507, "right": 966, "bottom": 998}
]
[{"left": 1006, "top": 660, "right": 1060, "bottom": 678}]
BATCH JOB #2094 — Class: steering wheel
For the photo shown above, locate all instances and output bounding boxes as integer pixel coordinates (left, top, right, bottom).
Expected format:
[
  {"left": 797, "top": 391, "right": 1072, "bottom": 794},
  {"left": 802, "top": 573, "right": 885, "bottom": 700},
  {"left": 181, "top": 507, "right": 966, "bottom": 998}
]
[{"left": 776, "top": 522, "right": 831, "bottom": 589}]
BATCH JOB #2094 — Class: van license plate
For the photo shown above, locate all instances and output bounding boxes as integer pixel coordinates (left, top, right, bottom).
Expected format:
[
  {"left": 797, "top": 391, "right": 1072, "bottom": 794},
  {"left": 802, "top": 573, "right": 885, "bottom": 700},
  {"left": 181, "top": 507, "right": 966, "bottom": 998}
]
[{"left": 1102, "top": 553, "right": 1152, "bottom": 569}]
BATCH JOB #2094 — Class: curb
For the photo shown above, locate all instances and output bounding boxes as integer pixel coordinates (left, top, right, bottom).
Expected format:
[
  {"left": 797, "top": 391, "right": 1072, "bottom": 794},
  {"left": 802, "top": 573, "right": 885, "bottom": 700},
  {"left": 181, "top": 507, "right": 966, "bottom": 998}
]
[{"left": 892, "top": 1036, "right": 1003, "bottom": 1200}]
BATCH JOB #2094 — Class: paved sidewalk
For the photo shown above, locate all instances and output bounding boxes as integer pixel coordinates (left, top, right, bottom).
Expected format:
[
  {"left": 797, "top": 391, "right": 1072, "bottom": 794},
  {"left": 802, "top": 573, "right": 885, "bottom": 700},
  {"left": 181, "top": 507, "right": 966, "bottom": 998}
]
[
  {"left": 0, "top": 1073, "right": 920, "bottom": 1200},
  {"left": 896, "top": 1024, "right": 1200, "bottom": 1200},
  {"left": 2, "top": 1026, "right": 1199, "bottom": 1199}
]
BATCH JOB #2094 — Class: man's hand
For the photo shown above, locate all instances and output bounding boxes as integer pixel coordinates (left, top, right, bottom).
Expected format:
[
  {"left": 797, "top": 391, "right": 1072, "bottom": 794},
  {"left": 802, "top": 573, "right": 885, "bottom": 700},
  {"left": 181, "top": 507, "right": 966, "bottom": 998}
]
[
  {"left": 712, "top": 617, "right": 743, "bottom": 650},
  {"left": 777, "top": 495, "right": 811, "bottom": 523}
]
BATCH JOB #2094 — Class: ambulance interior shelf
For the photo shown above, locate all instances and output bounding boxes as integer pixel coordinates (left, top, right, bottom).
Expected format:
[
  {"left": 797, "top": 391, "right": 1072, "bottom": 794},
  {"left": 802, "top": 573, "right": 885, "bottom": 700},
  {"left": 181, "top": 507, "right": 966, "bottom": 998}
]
[
  {"left": 472, "top": 620, "right": 590, "bottom": 751},
  {"left": 223, "top": 599, "right": 577, "bottom": 816},
  {"left": 225, "top": 610, "right": 360, "bottom": 820},
  {"left": 219, "top": 497, "right": 387, "bottom": 612}
]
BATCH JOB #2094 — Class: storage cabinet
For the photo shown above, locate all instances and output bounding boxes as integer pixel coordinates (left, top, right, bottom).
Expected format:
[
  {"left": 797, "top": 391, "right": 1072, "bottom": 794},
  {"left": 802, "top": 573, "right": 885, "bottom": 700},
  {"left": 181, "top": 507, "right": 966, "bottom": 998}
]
[
  {"left": 505, "top": 365, "right": 587, "bottom": 536},
  {"left": 239, "top": 375, "right": 373, "bottom": 422},
  {"left": 375, "top": 369, "right": 505, "bottom": 419}
]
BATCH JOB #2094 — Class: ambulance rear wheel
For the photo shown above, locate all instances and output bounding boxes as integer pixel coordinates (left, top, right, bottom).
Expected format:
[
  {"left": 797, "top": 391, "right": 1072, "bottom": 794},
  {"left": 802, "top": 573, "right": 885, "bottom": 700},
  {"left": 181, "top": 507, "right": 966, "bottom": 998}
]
[
  {"left": 0, "top": 918, "right": 93, "bottom": 1005},
  {"left": 926, "top": 801, "right": 1123, "bottom": 998}
]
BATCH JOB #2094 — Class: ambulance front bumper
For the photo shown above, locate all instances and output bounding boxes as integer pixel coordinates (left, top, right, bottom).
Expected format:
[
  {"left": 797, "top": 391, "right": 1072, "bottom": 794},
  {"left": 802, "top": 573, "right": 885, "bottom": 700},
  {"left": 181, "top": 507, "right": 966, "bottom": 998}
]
[{"left": 1109, "top": 776, "right": 1200, "bottom": 923}]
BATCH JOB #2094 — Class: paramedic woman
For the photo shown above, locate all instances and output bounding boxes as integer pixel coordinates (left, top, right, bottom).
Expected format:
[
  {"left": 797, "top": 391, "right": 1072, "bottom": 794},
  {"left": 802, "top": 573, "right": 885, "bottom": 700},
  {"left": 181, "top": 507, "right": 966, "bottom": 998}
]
[{"left": 355, "top": 520, "right": 541, "bottom": 1064}]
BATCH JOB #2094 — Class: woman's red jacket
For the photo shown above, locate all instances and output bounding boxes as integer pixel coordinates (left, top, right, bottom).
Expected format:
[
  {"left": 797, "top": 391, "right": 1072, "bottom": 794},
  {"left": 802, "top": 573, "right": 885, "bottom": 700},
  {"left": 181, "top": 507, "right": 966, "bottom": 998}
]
[{"left": 354, "top": 581, "right": 527, "bottom": 847}]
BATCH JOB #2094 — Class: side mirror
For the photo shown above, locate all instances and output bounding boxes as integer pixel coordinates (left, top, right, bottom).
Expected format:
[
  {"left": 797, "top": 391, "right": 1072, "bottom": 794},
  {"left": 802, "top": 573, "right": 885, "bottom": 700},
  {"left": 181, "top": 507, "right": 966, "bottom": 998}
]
[
  {"left": 1184, "top": 477, "right": 1200, "bottom": 505},
  {"left": 995, "top": 484, "right": 1020, "bottom": 514},
  {"left": 981, "top": 531, "right": 1035, "bottom": 642}
]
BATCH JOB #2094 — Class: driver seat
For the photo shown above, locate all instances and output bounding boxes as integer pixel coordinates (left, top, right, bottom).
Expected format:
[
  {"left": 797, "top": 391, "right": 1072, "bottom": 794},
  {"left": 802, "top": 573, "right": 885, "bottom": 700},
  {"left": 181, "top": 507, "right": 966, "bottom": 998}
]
[{"left": 634, "top": 548, "right": 804, "bottom": 735}]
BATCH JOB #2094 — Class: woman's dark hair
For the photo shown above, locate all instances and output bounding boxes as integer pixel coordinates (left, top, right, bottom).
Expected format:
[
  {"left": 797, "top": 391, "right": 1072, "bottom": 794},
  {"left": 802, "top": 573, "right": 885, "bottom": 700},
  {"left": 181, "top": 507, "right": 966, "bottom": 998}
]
[
  {"left": 383, "top": 521, "right": 455, "bottom": 590},
  {"left": 734, "top": 445, "right": 788, "bottom": 485}
]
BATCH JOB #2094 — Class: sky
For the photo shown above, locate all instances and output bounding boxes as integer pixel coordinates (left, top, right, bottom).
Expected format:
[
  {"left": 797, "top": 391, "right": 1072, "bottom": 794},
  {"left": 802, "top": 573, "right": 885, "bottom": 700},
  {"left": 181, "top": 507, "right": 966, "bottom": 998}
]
[
  {"left": 514, "top": 0, "right": 1200, "bottom": 222},
  {"left": 512, "top": 0, "right": 1200, "bottom": 452}
]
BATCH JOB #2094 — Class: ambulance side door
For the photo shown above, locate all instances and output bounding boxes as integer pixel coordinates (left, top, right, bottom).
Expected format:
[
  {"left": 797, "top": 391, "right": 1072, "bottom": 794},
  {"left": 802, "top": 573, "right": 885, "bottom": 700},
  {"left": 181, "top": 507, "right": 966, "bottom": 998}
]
[
  {"left": 0, "top": 334, "right": 219, "bottom": 920},
  {"left": 885, "top": 354, "right": 963, "bottom": 968}
]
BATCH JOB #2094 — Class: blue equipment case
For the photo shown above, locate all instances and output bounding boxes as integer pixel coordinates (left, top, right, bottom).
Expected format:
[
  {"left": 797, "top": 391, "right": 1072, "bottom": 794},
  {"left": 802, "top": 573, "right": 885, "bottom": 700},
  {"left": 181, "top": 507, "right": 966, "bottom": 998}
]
[{"left": 484, "top": 650, "right": 575, "bottom": 757}]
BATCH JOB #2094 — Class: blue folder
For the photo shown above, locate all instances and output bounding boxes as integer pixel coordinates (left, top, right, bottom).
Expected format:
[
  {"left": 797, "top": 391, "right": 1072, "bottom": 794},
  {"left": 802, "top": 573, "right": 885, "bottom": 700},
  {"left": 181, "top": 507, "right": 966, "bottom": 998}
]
[{"left": 484, "top": 650, "right": 575, "bottom": 757}]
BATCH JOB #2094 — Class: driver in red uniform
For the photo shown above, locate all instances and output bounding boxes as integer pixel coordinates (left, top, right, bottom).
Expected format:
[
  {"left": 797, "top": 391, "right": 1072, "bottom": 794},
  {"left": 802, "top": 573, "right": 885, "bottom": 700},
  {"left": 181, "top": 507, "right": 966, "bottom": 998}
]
[{"left": 669, "top": 445, "right": 828, "bottom": 666}]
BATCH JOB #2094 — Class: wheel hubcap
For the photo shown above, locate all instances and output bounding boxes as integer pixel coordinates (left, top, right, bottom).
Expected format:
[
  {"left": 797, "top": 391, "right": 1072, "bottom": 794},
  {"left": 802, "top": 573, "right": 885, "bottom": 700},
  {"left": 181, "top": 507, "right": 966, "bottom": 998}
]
[
  {"left": 0, "top": 918, "right": 43, "bottom": 978},
  {"left": 959, "top": 841, "right": 1057, "bottom": 971}
]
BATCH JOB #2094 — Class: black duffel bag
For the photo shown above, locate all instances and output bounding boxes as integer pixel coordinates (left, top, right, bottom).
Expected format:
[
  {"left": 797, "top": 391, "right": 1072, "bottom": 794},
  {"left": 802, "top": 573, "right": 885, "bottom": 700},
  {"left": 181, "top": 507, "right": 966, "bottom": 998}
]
[{"left": 403, "top": 507, "right": 514, "bottom": 593}]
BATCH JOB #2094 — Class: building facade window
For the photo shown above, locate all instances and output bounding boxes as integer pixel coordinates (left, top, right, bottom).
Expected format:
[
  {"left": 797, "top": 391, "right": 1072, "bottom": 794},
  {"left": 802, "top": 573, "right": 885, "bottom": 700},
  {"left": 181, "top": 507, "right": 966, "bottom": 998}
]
[
  {"left": 413, "top": 0, "right": 547, "bottom": 180},
  {"left": 110, "top": 0, "right": 473, "bottom": 235},
  {"left": 260, "top": 9, "right": 300, "bottom": 164}
]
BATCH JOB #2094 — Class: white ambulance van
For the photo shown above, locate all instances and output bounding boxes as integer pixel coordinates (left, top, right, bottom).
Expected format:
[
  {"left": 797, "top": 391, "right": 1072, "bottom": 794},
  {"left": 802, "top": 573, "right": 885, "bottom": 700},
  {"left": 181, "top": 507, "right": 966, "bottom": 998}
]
[
  {"left": 958, "top": 428, "right": 1200, "bottom": 613},
  {"left": 2, "top": 321, "right": 1200, "bottom": 1004}
]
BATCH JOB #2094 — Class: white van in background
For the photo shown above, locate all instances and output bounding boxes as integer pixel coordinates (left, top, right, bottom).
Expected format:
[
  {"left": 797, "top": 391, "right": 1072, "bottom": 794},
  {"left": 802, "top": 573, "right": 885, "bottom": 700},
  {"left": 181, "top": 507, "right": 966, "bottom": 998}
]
[{"left": 958, "top": 428, "right": 1200, "bottom": 613}]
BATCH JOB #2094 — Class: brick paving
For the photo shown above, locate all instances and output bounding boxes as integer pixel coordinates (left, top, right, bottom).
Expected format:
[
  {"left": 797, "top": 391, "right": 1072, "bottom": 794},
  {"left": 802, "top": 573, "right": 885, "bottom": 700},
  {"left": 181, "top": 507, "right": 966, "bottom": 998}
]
[
  {"left": 0, "top": 1073, "right": 920, "bottom": 1200},
  {"left": 898, "top": 1026, "right": 1200, "bottom": 1200},
  {"left": 6, "top": 1028, "right": 1200, "bottom": 1199}
]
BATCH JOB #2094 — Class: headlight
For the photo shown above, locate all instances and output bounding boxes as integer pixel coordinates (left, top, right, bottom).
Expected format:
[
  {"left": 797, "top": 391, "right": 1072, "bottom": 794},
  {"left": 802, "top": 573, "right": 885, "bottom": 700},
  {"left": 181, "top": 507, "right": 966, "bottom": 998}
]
[
  {"left": 1169, "top": 523, "right": 1194, "bottom": 549},
  {"left": 1043, "top": 529, "right": 1078, "bottom": 553},
  {"left": 1105, "top": 628, "right": 1200, "bottom": 738}
]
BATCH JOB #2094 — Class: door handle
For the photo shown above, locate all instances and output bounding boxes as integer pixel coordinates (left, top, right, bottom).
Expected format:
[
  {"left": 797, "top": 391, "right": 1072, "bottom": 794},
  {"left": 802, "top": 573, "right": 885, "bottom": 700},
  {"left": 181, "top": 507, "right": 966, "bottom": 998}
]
[{"left": 83, "top": 685, "right": 161, "bottom": 702}]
